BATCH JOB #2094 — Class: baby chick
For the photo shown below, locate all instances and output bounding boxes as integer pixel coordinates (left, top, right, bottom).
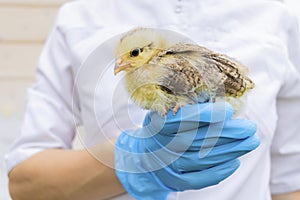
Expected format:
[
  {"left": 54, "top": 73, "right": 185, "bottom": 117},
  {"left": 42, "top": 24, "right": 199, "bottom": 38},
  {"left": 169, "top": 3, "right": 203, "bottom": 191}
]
[{"left": 114, "top": 28, "right": 254, "bottom": 116}]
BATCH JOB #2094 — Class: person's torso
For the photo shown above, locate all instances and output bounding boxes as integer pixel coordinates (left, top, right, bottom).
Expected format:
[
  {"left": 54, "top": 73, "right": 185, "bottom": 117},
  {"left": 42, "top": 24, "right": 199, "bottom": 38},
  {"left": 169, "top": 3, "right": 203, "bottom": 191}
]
[{"left": 59, "top": 0, "right": 293, "bottom": 199}]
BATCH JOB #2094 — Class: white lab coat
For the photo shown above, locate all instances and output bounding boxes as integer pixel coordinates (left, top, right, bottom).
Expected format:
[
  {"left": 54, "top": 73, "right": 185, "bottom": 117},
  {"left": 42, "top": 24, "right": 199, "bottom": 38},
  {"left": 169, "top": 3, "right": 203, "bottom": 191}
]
[{"left": 5, "top": 0, "right": 300, "bottom": 199}]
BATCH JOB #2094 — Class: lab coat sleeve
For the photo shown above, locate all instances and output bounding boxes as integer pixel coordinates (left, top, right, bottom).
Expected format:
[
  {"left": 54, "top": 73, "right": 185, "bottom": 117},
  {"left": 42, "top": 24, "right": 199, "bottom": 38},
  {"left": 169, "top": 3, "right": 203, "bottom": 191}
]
[
  {"left": 4, "top": 7, "right": 81, "bottom": 173},
  {"left": 270, "top": 13, "right": 300, "bottom": 194}
]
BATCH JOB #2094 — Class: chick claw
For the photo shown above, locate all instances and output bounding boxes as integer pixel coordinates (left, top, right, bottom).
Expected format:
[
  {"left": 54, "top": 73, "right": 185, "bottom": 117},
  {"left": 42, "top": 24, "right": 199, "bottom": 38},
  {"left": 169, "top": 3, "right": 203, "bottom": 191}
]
[
  {"left": 160, "top": 110, "right": 167, "bottom": 118},
  {"left": 173, "top": 104, "right": 181, "bottom": 115}
]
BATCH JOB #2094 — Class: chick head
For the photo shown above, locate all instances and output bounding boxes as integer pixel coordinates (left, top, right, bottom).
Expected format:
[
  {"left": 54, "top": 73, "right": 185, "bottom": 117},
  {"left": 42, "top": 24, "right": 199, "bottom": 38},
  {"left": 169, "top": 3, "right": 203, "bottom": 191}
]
[{"left": 114, "top": 28, "right": 165, "bottom": 75}]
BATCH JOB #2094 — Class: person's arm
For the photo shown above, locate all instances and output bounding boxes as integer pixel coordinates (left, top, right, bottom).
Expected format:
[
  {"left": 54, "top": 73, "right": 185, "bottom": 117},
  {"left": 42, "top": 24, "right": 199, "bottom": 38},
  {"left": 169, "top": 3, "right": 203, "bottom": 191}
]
[
  {"left": 5, "top": 3, "right": 126, "bottom": 200},
  {"left": 272, "top": 190, "right": 300, "bottom": 200},
  {"left": 8, "top": 143, "right": 125, "bottom": 200}
]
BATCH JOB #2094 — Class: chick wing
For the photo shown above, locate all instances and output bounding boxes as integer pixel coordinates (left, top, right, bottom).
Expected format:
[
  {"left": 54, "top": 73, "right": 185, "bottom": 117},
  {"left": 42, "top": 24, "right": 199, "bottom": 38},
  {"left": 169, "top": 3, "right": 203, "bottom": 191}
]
[{"left": 150, "top": 43, "right": 254, "bottom": 105}]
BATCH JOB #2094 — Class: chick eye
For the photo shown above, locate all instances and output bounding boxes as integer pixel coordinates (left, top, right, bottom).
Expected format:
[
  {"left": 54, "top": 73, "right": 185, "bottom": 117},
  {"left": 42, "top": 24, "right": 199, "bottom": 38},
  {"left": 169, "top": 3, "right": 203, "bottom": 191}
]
[{"left": 130, "top": 48, "right": 140, "bottom": 57}]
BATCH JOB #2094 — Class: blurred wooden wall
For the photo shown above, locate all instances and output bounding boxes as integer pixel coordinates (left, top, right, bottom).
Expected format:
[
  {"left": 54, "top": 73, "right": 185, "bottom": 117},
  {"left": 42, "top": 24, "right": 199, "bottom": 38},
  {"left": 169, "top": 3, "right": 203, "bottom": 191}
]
[
  {"left": 0, "top": 0, "right": 70, "bottom": 119},
  {"left": 0, "top": 1, "right": 70, "bottom": 199}
]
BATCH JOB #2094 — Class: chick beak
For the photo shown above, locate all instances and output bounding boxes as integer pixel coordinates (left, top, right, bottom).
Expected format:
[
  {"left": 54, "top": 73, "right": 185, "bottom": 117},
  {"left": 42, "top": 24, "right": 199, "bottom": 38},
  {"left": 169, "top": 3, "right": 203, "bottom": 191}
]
[{"left": 114, "top": 59, "right": 131, "bottom": 75}]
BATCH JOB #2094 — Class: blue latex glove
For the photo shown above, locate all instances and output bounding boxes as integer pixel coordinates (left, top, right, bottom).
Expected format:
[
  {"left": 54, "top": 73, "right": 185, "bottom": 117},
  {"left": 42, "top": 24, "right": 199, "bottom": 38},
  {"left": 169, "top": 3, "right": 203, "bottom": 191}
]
[{"left": 115, "top": 103, "right": 260, "bottom": 200}]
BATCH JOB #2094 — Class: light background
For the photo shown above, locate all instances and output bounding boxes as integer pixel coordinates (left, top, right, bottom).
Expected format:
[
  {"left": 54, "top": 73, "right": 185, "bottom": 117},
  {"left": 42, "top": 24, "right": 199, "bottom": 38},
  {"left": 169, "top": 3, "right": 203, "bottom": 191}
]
[{"left": 0, "top": 0, "right": 299, "bottom": 199}]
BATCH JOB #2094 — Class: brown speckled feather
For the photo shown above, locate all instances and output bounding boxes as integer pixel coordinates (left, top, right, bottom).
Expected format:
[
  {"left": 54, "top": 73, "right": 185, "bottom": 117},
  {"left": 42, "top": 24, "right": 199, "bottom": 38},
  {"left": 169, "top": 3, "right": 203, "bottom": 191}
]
[{"left": 149, "top": 43, "right": 254, "bottom": 103}]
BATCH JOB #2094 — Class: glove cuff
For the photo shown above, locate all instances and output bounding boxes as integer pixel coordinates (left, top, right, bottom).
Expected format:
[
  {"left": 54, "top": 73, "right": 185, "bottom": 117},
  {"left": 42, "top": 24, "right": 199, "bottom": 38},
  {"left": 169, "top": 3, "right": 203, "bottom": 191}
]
[
  {"left": 115, "top": 133, "right": 171, "bottom": 200},
  {"left": 115, "top": 168, "right": 171, "bottom": 200}
]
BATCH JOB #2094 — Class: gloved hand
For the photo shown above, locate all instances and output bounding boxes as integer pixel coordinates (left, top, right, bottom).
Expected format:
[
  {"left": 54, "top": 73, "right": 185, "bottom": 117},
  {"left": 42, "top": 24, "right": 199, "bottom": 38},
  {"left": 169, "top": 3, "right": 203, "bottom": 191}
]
[{"left": 115, "top": 102, "right": 260, "bottom": 200}]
